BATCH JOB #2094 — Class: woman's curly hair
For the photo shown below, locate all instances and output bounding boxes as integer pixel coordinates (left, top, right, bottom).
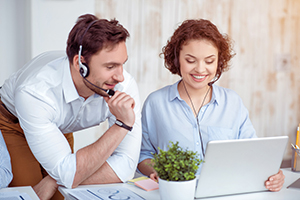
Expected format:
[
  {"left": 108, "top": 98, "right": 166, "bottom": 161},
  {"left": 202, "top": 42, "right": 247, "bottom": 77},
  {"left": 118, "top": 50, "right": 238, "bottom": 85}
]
[{"left": 162, "top": 19, "right": 235, "bottom": 83}]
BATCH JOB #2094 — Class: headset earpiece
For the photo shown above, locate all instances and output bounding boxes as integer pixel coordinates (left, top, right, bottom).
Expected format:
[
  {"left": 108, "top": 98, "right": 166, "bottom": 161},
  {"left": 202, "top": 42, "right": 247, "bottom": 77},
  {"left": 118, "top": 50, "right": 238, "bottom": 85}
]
[
  {"left": 78, "top": 45, "right": 89, "bottom": 78},
  {"left": 79, "top": 63, "right": 89, "bottom": 78},
  {"left": 78, "top": 20, "right": 97, "bottom": 78}
]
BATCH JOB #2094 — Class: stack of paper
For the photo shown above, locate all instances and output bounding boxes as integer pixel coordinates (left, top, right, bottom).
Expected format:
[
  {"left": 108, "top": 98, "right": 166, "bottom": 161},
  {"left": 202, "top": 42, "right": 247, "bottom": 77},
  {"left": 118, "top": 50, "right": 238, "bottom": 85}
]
[
  {"left": 128, "top": 177, "right": 159, "bottom": 191},
  {"left": 134, "top": 178, "right": 159, "bottom": 191}
]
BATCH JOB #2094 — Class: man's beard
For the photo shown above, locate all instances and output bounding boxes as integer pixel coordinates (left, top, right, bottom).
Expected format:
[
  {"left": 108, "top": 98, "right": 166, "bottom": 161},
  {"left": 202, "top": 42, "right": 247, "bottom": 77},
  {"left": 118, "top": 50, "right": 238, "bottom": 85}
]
[{"left": 83, "top": 78, "right": 113, "bottom": 97}]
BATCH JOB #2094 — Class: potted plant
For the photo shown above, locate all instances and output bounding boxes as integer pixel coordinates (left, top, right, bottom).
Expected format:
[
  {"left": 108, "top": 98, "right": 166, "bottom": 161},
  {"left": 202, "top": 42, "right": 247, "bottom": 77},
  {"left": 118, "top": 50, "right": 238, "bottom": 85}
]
[{"left": 152, "top": 141, "right": 203, "bottom": 200}]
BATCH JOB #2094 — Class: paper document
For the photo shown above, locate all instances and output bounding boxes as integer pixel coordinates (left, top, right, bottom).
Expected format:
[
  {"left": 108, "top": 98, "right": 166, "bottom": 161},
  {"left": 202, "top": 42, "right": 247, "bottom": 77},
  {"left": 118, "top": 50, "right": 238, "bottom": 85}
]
[
  {"left": 287, "top": 178, "right": 300, "bottom": 189},
  {"left": 0, "top": 190, "right": 32, "bottom": 200},
  {"left": 67, "top": 186, "right": 145, "bottom": 200}
]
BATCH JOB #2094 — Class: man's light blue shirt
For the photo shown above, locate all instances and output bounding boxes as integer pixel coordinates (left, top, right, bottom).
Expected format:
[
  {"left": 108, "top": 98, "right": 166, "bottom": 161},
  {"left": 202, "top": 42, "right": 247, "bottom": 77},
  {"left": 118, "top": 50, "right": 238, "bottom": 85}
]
[
  {"left": 139, "top": 81, "right": 256, "bottom": 174},
  {"left": 0, "top": 130, "right": 13, "bottom": 188}
]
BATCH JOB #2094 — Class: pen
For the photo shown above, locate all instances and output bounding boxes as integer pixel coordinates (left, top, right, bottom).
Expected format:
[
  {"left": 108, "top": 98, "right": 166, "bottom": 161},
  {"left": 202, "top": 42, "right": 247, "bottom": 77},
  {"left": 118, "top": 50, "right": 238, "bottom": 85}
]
[
  {"left": 296, "top": 124, "right": 300, "bottom": 147},
  {"left": 293, "top": 125, "right": 300, "bottom": 170},
  {"left": 292, "top": 143, "right": 300, "bottom": 156}
]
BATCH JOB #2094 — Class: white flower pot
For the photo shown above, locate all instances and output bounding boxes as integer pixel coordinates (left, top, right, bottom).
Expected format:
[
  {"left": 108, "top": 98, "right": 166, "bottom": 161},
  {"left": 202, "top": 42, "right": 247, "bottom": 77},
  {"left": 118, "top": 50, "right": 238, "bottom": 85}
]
[{"left": 158, "top": 178, "right": 197, "bottom": 200}]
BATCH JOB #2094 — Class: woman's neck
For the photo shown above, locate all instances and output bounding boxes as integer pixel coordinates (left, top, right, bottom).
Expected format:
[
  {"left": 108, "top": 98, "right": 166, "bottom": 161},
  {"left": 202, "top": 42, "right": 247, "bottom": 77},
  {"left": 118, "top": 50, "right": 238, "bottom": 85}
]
[{"left": 178, "top": 80, "right": 212, "bottom": 117}]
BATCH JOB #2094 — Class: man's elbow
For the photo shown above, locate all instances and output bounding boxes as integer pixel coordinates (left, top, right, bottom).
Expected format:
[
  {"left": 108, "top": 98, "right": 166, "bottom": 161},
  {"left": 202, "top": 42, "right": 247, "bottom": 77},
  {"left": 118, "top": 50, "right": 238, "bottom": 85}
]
[{"left": 71, "top": 175, "right": 81, "bottom": 189}]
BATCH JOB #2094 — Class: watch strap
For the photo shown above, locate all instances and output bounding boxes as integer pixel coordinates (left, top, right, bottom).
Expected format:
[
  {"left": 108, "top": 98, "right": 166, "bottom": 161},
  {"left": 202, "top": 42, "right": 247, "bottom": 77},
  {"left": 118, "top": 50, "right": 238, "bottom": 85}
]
[{"left": 115, "top": 119, "right": 133, "bottom": 131}]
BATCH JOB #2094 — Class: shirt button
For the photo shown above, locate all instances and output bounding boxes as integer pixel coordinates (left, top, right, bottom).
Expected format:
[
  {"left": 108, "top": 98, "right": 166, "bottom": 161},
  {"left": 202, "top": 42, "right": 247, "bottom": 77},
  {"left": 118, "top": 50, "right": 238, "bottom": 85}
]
[{"left": 196, "top": 142, "right": 199, "bottom": 145}]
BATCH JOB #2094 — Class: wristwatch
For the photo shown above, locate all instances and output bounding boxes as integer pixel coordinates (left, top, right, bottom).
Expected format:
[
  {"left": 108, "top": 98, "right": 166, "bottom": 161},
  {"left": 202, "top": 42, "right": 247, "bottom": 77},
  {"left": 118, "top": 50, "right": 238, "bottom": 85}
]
[{"left": 115, "top": 119, "right": 133, "bottom": 131}]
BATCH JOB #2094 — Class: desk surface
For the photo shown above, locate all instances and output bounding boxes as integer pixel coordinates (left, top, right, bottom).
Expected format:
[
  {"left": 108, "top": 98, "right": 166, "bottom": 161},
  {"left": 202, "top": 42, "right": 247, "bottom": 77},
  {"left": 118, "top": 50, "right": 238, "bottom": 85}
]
[
  {"left": 0, "top": 186, "right": 39, "bottom": 200},
  {"left": 59, "top": 168, "right": 300, "bottom": 200}
]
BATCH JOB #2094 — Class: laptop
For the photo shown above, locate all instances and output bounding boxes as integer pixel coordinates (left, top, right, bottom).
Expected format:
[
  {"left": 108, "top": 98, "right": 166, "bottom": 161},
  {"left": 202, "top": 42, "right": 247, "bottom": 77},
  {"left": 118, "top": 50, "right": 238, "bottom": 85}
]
[{"left": 194, "top": 136, "right": 288, "bottom": 199}]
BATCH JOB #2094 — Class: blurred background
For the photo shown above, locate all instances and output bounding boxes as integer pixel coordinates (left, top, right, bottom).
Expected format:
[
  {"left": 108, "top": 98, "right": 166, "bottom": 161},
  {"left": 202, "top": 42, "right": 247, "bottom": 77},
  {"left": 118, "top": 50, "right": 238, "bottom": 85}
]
[{"left": 1, "top": 0, "right": 299, "bottom": 165}]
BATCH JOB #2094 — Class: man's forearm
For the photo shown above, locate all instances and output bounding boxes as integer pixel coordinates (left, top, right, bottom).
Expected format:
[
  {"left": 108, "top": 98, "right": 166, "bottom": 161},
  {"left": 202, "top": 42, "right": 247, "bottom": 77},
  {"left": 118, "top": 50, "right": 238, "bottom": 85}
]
[
  {"left": 33, "top": 175, "right": 58, "bottom": 200},
  {"left": 72, "top": 124, "right": 128, "bottom": 188},
  {"left": 80, "top": 162, "right": 122, "bottom": 185}
]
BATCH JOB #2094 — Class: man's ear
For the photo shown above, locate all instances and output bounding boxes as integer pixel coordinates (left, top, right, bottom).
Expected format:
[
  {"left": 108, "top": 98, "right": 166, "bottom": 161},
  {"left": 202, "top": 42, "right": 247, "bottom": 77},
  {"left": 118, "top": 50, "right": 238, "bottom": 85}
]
[{"left": 73, "top": 55, "right": 80, "bottom": 71}]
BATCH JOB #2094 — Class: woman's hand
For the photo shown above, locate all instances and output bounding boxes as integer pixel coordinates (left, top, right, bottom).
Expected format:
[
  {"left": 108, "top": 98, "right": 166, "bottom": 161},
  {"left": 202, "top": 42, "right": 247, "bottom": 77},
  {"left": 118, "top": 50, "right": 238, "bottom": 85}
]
[
  {"left": 265, "top": 169, "right": 285, "bottom": 192},
  {"left": 149, "top": 171, "right": 159, "bottom": 182},
  {"left": 138, "top": 159, "right": 159, "bottom": 182}
]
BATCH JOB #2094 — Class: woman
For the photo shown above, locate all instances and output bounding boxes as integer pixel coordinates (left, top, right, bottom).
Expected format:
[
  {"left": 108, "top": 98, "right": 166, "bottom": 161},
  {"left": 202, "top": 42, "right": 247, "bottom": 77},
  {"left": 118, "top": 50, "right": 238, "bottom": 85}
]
[{"left": 138, "top": 19, "right": 284, "bottom": 191}]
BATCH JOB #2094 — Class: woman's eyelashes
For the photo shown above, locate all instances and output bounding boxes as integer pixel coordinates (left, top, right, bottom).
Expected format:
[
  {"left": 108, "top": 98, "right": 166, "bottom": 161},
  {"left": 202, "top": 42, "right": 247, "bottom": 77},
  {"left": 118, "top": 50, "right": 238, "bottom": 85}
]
[
  {"left": 185, "top": 59, "right": 215, "bottom": 64},
  {"left": 186, "top": 59, "right": 195, "bottom": 63},
  {"left": 205, "top": 59, "right": 215, "bottom": 64}
]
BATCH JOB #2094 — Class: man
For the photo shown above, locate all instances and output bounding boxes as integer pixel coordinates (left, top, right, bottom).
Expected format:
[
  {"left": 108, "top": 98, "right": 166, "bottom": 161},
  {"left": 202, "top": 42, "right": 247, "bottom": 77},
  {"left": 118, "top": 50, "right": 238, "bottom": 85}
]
[
  {"left": 0, "top": 14, "right": 141, "bottom": 200},
  {"left": 0, "top": 131, "right": 13, "bottom": 189}
]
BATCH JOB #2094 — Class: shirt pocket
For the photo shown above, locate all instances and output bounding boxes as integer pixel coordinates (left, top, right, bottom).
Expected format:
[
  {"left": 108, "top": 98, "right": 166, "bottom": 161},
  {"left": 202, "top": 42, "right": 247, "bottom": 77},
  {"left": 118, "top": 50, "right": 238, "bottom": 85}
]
[{"left": 207, "top": 126, "right": 234, "bottom": 141}]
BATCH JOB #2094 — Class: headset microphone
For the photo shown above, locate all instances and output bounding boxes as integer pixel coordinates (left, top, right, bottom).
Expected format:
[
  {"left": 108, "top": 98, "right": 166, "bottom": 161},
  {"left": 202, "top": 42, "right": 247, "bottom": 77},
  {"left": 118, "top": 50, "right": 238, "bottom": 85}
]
[
  {"left": 78, "top": 21, "right": 115, "bottom": 96},
  {"left": 81, "top": 74, "right": 115, "bottom": 96}
]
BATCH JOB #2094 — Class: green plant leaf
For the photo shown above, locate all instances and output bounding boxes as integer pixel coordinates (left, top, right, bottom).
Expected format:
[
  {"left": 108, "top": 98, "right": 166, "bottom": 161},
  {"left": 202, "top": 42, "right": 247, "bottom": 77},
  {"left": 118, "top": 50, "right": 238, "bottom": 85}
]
[{"left": 152, "top": 141, "right": 203, "bottom": 181}]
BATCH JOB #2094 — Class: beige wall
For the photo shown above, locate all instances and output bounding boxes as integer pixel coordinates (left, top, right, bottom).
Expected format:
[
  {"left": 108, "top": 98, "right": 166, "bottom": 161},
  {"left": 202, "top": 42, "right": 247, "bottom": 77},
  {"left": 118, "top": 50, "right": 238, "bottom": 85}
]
[
  {"left": 2, "top": 0, "right": 297, "bottom": 160},
  {"left": 95, "top": 0, "right": 300, "bottom": 159}
]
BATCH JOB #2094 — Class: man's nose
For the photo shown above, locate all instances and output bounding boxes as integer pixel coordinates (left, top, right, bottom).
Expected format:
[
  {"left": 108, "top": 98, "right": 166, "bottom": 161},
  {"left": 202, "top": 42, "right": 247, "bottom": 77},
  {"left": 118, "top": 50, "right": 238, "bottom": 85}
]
[{"left": 113, "top": 66, "right": 124, "bottom": 82}]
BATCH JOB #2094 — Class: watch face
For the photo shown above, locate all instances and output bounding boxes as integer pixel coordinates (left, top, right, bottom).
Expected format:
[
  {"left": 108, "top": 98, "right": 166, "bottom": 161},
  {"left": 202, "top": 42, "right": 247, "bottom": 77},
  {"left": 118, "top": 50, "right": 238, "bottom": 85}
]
[
  {"left": 115, "top": 120, "right": 132, "bottom": 131},
  {"left": 116, "top": 120, "right": 122, "bottom": 126}
]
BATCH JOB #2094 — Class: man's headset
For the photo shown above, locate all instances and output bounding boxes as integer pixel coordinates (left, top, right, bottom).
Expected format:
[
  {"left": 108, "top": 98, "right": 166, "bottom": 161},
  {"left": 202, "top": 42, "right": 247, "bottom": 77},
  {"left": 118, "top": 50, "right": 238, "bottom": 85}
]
[{"left": 78, "top": 20, "right": 115, "bottom": 96}]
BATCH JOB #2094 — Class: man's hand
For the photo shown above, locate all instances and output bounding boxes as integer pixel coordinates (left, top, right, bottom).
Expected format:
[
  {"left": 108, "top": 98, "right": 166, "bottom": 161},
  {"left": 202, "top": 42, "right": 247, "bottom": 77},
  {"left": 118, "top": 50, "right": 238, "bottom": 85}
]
[
  {"left": 33, "top": 175, "right": 58, "bottom": 200},
  {"left": 265, "top": 169, "right": 285, "bottom": 192},
  {"left": 72, "top": 91, "right": 136, "bottom": 188},
  {"left": 103, "top": 90, "right": 135, "bottom": 126}
]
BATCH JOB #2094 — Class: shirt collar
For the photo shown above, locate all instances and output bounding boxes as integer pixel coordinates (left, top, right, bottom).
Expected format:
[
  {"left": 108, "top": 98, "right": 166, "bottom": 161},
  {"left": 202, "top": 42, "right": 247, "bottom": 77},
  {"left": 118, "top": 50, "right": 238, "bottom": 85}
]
[
  {"left": 62, "top": 57, "right": 80, "bottom": 103},
  {"left": 168, "top": 80, "right": 219, "bottom": 106},
  {"left": 168, "top": 80, "right": 181, "bottom": 102},
  {"left": 210, "top": 84, "right": 219, "bottom": 106}
]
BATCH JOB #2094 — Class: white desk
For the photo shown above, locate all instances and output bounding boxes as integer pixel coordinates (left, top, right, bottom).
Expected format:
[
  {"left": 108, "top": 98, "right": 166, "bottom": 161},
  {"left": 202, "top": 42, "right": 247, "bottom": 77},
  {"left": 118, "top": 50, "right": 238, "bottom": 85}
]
[
  {"left": 0, "top": 186, "right": 40, "bottom": 200},
  {"left": 59, "top": 168, "right": 300, "bottom": 200}
]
